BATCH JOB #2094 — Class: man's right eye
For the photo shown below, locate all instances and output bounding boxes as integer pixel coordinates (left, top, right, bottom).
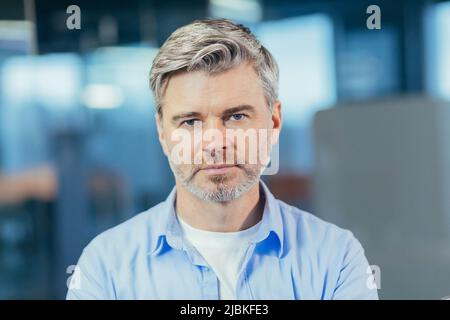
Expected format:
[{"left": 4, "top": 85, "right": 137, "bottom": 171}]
[{"left": 181, "top": 119, "right": 199, "bottom": 127}]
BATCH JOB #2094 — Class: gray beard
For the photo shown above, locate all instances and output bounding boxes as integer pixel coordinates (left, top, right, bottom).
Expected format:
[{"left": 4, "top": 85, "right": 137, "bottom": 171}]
[{"left": 169, "top": 161, "right": 261, "bottom": 202}]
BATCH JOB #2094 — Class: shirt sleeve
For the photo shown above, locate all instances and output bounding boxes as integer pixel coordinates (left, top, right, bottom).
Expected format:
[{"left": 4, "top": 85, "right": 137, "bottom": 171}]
[
  {"left": 66, "top": 238, "right": 115, "bottom": 300},
  {"left": 331, "top": 233, "right": 379, "bottom": 300}
]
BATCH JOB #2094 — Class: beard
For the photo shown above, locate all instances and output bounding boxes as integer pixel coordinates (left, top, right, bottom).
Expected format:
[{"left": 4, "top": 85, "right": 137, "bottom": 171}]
[{"left": 169, "top": 160, "right": 262, "bottom": 202}]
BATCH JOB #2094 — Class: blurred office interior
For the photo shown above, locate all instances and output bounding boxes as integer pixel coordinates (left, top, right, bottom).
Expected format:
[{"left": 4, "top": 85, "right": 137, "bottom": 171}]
[{"left": 0, "top": 0, "right": 449, "bottom": 299}]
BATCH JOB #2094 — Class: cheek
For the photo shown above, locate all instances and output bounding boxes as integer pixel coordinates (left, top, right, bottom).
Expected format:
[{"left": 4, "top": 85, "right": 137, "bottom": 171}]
[
  {"left": 164, "top": 130, "right": 199, "bottom": 165},
  {"left": 158, "top": 126, "right": 172, "bottom": 154}
]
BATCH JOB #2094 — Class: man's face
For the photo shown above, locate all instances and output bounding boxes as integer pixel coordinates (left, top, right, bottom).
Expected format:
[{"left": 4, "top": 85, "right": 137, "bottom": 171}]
[{"left": 156, "top": 63, "right": 281, "bottom": 202}]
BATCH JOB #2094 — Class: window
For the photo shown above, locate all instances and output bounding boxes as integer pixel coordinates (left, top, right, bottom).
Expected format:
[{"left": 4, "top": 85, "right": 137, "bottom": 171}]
[
  {"left": 256, "top": 14, "right": 336, "bottom": 127},
  {"left": 425, "top": 1, "right": 450, "bottom": 100}
]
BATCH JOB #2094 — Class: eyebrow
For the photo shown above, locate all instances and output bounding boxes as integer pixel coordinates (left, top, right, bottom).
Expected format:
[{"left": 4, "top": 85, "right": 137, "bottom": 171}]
[
  {"left": 170, "top": 105, "right": 257, "bottom": 124},
  {"left": 222, "top": 105, "right": 256, "bottom": 118}
]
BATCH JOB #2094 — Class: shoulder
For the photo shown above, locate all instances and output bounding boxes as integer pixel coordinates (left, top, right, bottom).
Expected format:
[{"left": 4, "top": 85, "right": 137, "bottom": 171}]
[
  {"left": 80, "top": 201, "right": 167, "bottom": 267},
  {"left": 277, "top": 199, "right": 360, "bottom": 255},
  {"left": 67, "top": 201, "right": 169, "bottom": 299},
  {"left": 276, "top": 200, "right": 377, "bottom": 299},
  {"left": 279, "top": 200, "right": 356, "bottom": 240}
]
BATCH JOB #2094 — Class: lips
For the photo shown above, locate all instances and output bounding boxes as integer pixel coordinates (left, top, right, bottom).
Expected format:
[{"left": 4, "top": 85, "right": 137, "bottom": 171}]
[
  {"left": 201, "top": 164, "right": 236, "bottom": 170},
  {"left": 199, "top": 164, "right": 237, "bottom": 175}
]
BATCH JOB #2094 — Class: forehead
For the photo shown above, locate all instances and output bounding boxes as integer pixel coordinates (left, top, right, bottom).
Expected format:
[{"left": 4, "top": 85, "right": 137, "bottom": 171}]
[{"left": 162, "top": 63, "right": 266, "bottom": 115}]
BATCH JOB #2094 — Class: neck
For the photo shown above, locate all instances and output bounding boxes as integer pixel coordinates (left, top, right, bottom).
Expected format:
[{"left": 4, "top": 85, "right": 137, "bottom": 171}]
[{"left": 175, "top": 181, "right": 264, "bottom": 232}]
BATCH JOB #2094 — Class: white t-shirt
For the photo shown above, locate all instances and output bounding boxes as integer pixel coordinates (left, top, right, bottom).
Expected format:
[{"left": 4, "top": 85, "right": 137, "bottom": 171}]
[{"left": 178, "top": 215, "right": 262, "bottom": 300}]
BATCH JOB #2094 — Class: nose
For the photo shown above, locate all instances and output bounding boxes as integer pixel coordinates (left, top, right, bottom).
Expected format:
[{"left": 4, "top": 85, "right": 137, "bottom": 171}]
[{"left": 201, "top": 118, "right": 231, "bottom": 162}]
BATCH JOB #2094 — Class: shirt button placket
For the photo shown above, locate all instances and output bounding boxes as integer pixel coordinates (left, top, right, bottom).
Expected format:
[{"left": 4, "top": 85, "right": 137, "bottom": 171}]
[{"left": 202, "top": 266, "right": 219, "bottom": 300}]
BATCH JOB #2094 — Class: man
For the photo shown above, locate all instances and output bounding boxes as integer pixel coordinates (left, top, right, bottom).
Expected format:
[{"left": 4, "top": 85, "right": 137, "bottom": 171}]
[{"left": 67, "top": 18, "right": 378, "bottom": 300}]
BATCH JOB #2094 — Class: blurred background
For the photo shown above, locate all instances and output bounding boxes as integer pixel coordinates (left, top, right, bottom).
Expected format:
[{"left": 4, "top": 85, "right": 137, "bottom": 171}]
[{"left": 0, "top": 0, "right": 449, "bottom": 299}]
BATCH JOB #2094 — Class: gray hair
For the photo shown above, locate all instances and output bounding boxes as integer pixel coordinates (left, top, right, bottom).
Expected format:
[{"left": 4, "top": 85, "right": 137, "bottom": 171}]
[{"left": 149, "top": 18, "right": 279, "bottom": 117}]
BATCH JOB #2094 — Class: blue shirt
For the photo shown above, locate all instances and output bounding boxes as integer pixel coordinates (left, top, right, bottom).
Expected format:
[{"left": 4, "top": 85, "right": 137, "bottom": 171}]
[{"left": 66, "top": 181, "right": 378, "bottom": 300}]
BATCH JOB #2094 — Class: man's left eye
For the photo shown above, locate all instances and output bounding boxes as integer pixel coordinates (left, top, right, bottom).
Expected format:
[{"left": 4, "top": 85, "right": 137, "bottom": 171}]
[{"left": 230, "top": 114, "right": 246, "bottom": 121}]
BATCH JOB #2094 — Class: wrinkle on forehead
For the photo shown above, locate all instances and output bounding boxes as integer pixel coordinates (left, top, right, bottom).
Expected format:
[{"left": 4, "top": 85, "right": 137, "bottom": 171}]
[{"left": 163, "top": 63, "right": 266, "bottom": 117}]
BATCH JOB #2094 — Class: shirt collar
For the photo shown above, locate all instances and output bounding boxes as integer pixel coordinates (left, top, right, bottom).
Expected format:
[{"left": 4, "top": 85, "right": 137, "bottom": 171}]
[{"left": 149, "top": 180, "right": 285, "bottom": 258}]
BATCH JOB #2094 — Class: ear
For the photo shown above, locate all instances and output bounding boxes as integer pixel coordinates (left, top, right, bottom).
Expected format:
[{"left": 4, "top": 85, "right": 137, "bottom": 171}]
[
  {"left": 155, "top": 113, "right": 170, "bottom": 157},
  {"left": 270, "top": 100, "right": 282, "bottom": 145}
]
